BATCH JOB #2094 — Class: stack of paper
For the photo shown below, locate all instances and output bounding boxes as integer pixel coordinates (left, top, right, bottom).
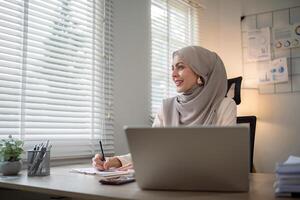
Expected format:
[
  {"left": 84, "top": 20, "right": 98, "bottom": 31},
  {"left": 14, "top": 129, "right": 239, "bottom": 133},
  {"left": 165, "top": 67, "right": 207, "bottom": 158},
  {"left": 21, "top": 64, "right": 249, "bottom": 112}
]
[
  {"left": 274, "top": 156, "right": 300, "bottom": 197},
  {"left": 70, "top": 167, "right": 134, "bottom": 178}
]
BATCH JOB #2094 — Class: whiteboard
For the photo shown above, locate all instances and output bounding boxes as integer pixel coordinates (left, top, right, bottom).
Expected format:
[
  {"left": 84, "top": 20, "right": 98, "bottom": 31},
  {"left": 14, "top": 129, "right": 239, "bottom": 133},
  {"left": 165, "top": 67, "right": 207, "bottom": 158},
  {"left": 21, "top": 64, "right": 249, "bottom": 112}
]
[{"left": 241, "top": 6, "right": 300, "bottom": 94}]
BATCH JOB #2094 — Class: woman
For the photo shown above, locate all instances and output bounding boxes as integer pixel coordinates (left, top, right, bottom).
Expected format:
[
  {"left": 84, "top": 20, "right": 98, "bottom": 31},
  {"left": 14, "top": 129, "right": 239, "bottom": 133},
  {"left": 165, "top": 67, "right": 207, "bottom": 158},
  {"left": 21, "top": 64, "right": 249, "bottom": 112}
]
[{"left": 92, "top": 46, "right": 237, "bottom": 170}]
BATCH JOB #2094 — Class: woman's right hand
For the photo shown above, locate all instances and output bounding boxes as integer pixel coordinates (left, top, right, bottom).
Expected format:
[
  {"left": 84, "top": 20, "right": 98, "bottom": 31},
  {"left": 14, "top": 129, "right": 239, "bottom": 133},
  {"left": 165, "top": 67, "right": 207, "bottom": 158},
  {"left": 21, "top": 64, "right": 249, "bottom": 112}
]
[{"left": 92, "top": 154, "right": 122, "bottom": 170}]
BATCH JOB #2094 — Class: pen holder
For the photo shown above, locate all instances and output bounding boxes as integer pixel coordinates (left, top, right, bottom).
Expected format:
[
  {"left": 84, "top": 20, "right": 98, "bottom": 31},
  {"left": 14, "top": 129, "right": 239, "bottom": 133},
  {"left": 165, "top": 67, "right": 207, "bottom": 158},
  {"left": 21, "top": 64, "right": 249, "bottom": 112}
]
[{"left": 27, "top": 150, "right": 50, "bottom": 176}]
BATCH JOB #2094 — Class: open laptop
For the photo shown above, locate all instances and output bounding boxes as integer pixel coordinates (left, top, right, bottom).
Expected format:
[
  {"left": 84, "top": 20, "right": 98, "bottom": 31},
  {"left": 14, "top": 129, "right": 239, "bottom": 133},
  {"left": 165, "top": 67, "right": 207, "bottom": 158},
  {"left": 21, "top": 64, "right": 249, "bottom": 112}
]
[{"left": 124, "top": 126, "right": 249, "bottom": 192}]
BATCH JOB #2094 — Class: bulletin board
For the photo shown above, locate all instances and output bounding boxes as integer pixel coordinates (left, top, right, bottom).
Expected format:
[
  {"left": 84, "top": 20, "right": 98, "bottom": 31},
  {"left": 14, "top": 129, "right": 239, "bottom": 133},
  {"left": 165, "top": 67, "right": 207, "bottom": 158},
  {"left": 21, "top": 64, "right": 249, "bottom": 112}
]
[{"left": 241, "top": 6, "right": 300, "bottom": 94}]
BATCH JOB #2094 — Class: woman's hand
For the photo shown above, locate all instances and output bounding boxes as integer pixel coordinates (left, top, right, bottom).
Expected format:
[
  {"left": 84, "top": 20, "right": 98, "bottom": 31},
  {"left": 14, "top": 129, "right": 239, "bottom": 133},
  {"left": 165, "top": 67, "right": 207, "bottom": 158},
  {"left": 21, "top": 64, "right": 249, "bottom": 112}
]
[
  {"left": 117, "top": 163, "right": 134, "bottom": 171},
  {"left": 92, "top": 154, "right": 122, "bottom": 170}
]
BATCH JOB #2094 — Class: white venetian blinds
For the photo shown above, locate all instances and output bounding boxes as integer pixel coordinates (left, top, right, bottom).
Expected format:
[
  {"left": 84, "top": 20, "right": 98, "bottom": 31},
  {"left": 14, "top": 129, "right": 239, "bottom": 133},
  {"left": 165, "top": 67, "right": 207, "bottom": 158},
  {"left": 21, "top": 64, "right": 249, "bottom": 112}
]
[
  {"left": 151, "top": 0, "right": 202, "bottom": 117},
  {"left": 0, "top": 0, "right": 114, "bottom": 158}
]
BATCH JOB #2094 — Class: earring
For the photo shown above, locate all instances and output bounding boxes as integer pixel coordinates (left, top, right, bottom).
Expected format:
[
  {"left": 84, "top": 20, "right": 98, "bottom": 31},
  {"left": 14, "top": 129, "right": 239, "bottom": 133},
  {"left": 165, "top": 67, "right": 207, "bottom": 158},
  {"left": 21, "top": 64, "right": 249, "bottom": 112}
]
[{"left": 197, "top": 77, "right": 202, "bottom": 85}]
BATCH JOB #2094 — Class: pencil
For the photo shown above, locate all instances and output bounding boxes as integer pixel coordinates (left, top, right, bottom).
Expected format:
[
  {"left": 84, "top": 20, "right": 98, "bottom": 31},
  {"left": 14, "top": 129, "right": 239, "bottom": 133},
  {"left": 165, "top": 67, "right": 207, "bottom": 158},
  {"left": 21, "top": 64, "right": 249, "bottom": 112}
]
[{"left": 99, "top": 140, "right": 106, "bottom": 161}]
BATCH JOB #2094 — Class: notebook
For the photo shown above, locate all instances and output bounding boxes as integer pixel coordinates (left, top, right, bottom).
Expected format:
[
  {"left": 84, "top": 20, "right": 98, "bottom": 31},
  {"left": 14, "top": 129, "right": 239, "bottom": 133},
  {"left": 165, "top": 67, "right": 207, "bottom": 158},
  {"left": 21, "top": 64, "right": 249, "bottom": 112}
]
[
  {"left": 125, "top": 126, "right": 249, "bottom": 191},
  {"left": 70, "top": 167, "right": 134, "bottom": 178}
]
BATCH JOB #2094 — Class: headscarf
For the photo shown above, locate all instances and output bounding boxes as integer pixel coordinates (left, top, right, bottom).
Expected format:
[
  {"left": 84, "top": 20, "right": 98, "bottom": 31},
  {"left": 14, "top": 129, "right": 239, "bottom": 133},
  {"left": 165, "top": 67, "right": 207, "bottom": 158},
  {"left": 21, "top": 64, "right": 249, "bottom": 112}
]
[{"left": 162, "top": 46, "right": 227, "bottom": 126}]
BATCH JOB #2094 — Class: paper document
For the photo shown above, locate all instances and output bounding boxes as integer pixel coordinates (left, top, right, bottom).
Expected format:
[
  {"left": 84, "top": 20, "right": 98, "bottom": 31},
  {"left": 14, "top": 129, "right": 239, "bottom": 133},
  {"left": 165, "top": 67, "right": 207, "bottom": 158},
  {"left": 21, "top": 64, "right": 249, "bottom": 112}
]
[
  {"left": 274, "top": 155, "right": 300, "bottom": 196},
  {"left": 70, "top": 167, "right": 134, "bottom": 177},
  {"left": 284, "top": 156, "right": 300, "bottom": 165},
  {"left": 247, "top": 27, "right": 271, "bottom": 61},
  {"left": 273, "top": 23, "right": 300, "bottom": 49},
  {"left": 258, "top": 57, "right": 288, "bottom": 85}
]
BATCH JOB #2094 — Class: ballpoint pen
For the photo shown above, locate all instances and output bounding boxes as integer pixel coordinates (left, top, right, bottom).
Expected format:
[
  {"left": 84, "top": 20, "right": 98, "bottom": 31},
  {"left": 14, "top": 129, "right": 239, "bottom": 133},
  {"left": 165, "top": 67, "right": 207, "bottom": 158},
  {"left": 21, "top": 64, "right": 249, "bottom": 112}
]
[
  {"left": 99, "top": 140, "right": 106, "bottom": 161},
  {"left": 30, "top": 145, "right": 37, "bottom": 164}
]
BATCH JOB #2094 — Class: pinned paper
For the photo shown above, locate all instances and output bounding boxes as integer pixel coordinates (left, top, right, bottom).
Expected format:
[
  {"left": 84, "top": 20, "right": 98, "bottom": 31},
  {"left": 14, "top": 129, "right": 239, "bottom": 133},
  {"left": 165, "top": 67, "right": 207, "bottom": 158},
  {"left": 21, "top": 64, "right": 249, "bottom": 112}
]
[
  {"left": 247, "top": 27, "right": 271, "bottom": 61},
  {"left": 258, "top": 57, "right": 288, "bottom": 84},
  {"left": 273, "top": 23, "right": 300, "bottom": 49}
]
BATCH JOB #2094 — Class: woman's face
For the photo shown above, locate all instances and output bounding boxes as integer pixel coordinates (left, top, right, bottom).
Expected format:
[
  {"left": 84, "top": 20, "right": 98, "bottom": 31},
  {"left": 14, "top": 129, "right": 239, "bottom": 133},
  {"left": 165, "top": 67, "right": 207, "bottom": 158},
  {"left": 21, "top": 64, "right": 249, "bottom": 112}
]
[{"left": 172, "top": 55, "right": 199, "bottom": 93}]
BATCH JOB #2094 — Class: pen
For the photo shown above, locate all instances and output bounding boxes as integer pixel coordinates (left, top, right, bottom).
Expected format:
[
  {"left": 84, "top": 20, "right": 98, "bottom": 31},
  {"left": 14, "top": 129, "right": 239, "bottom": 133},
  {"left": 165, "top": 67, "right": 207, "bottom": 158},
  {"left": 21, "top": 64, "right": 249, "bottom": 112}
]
[
  {"left": 30, "top": 145, "right": 37, "bottom": 164},
  {"left": 99, "top": 140, "right": 106, "bottom": 161}
]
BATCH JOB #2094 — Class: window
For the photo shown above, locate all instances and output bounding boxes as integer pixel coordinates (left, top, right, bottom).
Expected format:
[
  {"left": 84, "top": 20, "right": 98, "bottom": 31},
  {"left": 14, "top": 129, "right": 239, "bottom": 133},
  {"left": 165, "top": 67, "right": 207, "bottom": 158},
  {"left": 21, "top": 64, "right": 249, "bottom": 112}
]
[
  {"left": 0, "top": 0, "right": 114, "bottom": 158},
  {"left": 151, "top": 0, "right": 202, "bottom": 117}
]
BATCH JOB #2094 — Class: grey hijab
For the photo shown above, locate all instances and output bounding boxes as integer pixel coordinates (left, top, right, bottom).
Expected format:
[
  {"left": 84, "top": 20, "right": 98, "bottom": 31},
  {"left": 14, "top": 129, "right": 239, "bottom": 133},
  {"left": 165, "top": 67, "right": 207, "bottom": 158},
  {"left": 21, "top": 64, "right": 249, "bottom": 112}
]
[{"left": 162, "top": 46, "right": 227, "bottom": 126}]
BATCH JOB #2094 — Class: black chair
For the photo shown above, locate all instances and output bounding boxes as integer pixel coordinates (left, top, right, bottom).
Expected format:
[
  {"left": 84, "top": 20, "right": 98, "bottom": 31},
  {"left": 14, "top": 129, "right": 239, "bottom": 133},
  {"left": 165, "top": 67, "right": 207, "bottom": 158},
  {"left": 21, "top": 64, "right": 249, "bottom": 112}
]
[
  {"left": 226, "top": 76, "right": 242, "bottom": 105},
  {"left": 226, "top": 76, "right": 256, "bottom": 173}
]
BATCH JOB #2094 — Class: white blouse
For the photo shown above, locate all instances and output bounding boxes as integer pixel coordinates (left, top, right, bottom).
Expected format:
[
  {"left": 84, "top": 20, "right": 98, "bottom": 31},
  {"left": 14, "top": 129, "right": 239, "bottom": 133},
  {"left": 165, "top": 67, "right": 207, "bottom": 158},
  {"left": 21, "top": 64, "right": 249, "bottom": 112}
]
[{"left": 117, "top": 97, "right": 237, "bottom": 166}]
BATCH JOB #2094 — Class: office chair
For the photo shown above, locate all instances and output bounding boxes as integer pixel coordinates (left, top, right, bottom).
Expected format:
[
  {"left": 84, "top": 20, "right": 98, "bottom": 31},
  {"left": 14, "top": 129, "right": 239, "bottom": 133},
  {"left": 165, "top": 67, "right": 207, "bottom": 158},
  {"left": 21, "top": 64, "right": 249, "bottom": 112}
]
[
  {"left": 226, "top": 76, "right": 242, "bottom": 105},
  {"left": 226, "top": 76, "right": 257, "bottom": 173}
]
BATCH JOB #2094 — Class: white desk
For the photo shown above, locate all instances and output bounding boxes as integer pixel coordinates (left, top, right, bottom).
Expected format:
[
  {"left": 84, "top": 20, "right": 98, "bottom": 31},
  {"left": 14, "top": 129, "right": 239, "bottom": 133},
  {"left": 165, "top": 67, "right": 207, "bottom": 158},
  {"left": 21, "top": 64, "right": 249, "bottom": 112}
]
[{"left": 0, "top": 164, "right": 292, "bottom": 200}]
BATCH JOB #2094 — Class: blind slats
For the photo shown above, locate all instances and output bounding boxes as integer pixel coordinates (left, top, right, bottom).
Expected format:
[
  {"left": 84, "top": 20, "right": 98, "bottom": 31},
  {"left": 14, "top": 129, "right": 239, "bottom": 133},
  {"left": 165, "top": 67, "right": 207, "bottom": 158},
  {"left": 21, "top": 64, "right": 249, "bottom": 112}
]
[
  {"left": 26, "top": 59, "right": 91, "bottom": 74},
  {"left": 0, "top": 0, "right": 114, "bottom": 158},
  {"left": 151, "top": 0, "right": 201, "bottom": 116}
]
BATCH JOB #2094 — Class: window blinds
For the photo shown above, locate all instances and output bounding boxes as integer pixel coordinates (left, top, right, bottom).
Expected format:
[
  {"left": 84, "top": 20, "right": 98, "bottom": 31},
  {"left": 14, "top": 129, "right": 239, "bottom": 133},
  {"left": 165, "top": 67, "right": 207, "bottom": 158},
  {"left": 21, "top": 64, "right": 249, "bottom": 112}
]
[
  {"left": 0, "top": 0, "right": 114, "bottom": 158},
  {"left": 151, "top": 0, "right": 202, "bottom": 118}
]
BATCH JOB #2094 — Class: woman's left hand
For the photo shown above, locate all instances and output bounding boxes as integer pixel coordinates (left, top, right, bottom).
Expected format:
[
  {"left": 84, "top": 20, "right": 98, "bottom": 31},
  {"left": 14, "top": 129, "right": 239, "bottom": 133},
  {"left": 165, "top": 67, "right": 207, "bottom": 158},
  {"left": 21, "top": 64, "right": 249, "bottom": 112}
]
[{"left": 117, "top": 163, "right": 133, "bottom": 171}]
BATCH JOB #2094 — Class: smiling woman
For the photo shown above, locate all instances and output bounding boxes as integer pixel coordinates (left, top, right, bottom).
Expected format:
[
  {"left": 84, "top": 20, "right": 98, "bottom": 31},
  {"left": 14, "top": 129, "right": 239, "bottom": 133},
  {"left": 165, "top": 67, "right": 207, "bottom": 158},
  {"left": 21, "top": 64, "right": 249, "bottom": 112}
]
[
  {"left": 153, "top": 46, "right": 236, "bottom": 126},
  {"left": 92, "top": 45, "right": 238, "bottom": 170},
  {"left": 171, "top": 57, "right": 199, "bottom": 93}
]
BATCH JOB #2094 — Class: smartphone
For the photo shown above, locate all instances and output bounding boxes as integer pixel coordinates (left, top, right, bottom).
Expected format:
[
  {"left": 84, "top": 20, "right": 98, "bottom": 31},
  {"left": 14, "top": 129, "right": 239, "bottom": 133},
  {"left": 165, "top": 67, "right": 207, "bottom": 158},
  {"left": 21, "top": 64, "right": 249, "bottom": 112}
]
[{"left": 99, "top": 176, "right": 135, "bottom": 185}]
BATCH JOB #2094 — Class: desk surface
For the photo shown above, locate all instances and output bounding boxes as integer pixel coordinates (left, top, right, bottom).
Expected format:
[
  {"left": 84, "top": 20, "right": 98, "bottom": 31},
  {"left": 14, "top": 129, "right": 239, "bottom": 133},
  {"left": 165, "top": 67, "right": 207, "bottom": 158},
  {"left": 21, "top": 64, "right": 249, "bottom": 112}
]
[{"left": 0, "top": 164, "right": 290, "bottom": 200}]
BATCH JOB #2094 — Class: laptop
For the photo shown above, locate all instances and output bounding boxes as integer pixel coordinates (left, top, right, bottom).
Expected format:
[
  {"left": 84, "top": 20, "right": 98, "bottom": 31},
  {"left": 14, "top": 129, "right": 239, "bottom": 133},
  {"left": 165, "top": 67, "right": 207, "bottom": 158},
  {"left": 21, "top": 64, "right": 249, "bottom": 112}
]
[{"left": 124, "top": 126, "right": 249, "bottom": 192}]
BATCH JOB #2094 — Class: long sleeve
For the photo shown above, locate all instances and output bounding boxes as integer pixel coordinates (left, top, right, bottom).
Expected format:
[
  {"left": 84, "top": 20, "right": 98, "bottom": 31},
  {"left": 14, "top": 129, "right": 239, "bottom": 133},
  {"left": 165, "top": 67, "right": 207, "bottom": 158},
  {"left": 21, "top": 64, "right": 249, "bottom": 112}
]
[
  {"left": 215, "top": 97, "right": 237, "bottom": 126},
  {"left": 152, "top": 107, "right": 164, "bottom": 127},
  {"left": 116, "top": 153, "right": 132, "bottom": 166},
  {"left": 117, "top": 98, "right": 236, "bottom": 167},
  {"left": 116, "top": 109, "right": 164, "bottom": 166}
]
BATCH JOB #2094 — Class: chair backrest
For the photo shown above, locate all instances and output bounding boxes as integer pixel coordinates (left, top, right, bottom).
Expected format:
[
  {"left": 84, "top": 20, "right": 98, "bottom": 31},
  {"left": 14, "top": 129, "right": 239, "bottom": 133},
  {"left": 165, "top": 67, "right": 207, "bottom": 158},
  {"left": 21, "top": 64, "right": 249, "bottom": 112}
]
[
  {"left": 226, "top": 76, "right": 242, "bottom": 105},
  {"left": 237, "top": 116, "right": 256, "bottom": 173},
  {"left": 226, "top": 76, "right": 256, "bottom": 173}
]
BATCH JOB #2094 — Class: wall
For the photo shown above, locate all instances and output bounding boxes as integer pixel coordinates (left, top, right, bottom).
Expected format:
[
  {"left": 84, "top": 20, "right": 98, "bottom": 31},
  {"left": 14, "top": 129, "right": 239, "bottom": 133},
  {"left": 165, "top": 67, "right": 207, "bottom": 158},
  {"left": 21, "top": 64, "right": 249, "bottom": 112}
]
[
  {"left": 242, "top": 0, "right": 300, "bottom": 172},
  {"left": 199, "top": 0, "right": 221, "bottom": 53},
  {"left": 113, "top": 0, "right": 150, "bottom": 155},
  {"left": 215, "top": 0, "right": 300, "bottom": 172}
]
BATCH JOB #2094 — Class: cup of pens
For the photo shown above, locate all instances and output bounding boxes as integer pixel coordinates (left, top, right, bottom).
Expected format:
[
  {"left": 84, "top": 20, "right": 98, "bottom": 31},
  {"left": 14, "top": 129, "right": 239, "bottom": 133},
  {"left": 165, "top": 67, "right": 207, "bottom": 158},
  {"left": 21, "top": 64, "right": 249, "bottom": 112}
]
[{"left": 27, "top": 143, "right": 51, "bottom": 176}]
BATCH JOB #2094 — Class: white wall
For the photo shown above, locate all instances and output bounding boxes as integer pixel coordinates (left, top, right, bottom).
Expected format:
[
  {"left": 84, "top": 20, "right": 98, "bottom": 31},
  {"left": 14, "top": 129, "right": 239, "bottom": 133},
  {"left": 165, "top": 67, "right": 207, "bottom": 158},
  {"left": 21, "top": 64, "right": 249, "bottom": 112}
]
[
  {"left": 199, "top": 0, "right": 221, "bottom": 53},
  {"left": 113, "top": 0, "right": 150, "bottom": 155},
  {"left": 204, "top": 0, "right": 300, "bottom": 172},
  {"left": 241, "top": 0, "right": 300, "bottom": 173}
]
